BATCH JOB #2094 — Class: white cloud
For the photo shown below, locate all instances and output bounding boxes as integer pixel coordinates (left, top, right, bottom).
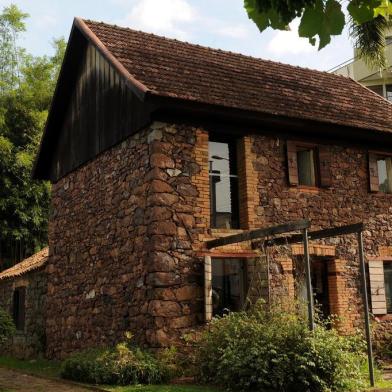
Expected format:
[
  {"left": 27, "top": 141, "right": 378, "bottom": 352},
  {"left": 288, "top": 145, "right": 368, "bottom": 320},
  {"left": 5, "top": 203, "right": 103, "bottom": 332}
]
[
  {"left": 121, "top": 0, "right": 196, "bottom": 39},
  {"left": 214, "top": 24, "right": 250, "bottom": 39},
  {"left": 267, "top": 20, "right": 316, "bottom": 55}
]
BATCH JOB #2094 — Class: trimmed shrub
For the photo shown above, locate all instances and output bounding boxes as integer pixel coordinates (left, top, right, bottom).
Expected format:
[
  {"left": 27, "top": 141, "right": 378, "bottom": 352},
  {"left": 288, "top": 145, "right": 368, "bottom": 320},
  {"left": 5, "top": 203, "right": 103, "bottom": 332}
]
[
  {"left": 0, "top": 307, "right": 15, "bottom": 344},
  {"left": 61, "top": 342, "right": 171, "bottom": 385},
  {"left": 196, "top": 303, "right": 368, "bottom": 392}
]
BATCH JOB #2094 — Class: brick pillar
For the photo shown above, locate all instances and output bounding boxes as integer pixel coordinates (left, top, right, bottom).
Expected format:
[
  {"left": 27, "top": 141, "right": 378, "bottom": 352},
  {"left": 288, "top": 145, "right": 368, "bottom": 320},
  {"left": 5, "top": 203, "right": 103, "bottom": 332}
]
[
  {"left": 194, "top": 129, "right": 210, "bottom": 232},
  {"left": 328, "top": 259, "right": 353, "bottom": 333},
  {"left": 237, "top": 136, "right": 258, "bottom": 230}
]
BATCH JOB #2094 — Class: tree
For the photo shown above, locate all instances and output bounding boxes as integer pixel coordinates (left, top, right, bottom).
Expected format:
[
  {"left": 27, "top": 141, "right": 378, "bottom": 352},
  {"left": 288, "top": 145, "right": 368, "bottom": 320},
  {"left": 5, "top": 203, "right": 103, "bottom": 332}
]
[
  {"left": 244, "top": 0, "right": 392, "bottom": 67},
  {"left": 0, "top": 4, "right": 28, "bottom": 93},
  {"left": 0, "top": 4, "right": 66, "bottom": 268}
]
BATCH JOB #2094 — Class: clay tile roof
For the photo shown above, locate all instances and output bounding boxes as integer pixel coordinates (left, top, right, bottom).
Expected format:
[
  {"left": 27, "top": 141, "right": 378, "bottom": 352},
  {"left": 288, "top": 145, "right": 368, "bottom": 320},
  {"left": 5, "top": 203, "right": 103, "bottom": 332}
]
[
  {"left": 0, "top": 247, "right": 48, "bottom": 281},
  {"left": 80, "top": 19, "right": 392, "bottom": 134}
]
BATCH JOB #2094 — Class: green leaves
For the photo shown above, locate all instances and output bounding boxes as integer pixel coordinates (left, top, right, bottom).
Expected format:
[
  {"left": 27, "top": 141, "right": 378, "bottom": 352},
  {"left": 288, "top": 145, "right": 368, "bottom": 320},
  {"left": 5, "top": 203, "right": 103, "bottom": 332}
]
[
  {"left": 244, "top": 0, "right": 392, "bottom": 63},
  {"left": 348, "top": 0, "right": 382, "bottom": 24},
  {"left": 244, "top": 0, "right": 288, "bottom": 32},
  {"left": 299, "top": 0, "right": 345, "bottom": 49}
]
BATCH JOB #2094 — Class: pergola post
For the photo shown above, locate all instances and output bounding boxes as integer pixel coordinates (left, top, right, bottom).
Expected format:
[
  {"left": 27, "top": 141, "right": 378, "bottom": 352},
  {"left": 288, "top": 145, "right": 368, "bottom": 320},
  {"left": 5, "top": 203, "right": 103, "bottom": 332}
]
[
  {"left": 303, "top": 228, "right": 315, "bottom": 331},
  {"left": 357, "top": 231, "right": 375, "bottom": 387}
]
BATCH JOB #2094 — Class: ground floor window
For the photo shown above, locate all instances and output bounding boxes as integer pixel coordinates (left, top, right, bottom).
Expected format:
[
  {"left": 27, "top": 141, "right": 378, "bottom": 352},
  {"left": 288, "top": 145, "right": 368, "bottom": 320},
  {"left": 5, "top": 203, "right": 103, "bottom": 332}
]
[
  {"left": 211, "top": 258, "right": 246, "bottom": 316},
  {"left": 12, "top": 286, "right": 26, "bottom": 331},
  {"left": 384, "top": 262, "right": 392, "bottom": 313},
  {"left": 295, "top": 257, "right": 331, "bottom": 319}
]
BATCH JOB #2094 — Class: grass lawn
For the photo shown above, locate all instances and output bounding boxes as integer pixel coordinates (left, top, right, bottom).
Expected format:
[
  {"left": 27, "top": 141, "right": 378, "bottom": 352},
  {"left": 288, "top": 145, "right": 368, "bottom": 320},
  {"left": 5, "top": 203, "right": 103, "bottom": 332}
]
[
  {"left": 1, "top": 356, "right": 391, "bottom": 391},
  {"left": 0, "top": 355, "right": 61, "bottom": 378},
  {"left": 0, "top": 356, "right": 218, "bottom": 391}
]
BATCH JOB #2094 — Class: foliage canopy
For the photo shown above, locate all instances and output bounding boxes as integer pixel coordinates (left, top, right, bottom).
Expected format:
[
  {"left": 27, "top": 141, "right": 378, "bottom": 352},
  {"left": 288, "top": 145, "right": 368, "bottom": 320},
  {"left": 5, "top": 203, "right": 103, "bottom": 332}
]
[
  {"left": 0, "top": 4, "right": 65, "bottom": 267},
  {"left": 244, "top": 0, "right": 392, "bottom": 67}
]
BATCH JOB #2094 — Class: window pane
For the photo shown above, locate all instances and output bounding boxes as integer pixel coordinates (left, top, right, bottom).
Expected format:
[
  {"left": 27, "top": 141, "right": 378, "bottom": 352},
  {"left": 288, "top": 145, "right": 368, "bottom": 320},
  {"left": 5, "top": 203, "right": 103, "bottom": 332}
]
[
  {"left": 209, "top": 139, "right": 239, "bottom": 229},
  {"left": 212, "top": 258, "right": 246, "bottom": 316},
  {"left": 377, "top": 158, "right": 392, "bottom": 193},
  {"left": 297, "top": 149, "right": 316, "bottom": 186},
  {"left": 384, "top": 263, "right": 392, "bottom": 313},
  {"left": 386, "top": 85, "right": 392, "bottom": 102}
]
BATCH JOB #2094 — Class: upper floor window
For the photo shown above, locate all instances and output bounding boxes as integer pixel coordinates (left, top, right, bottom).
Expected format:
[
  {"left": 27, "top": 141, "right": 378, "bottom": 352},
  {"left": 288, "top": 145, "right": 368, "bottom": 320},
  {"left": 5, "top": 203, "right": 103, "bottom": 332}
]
[
  {"left": 378, "top": 157, "right": 392, "bottom": 193},
  {"left": 369, "top": 152, "right": 392, "bottom": 193},
  {"left": 367, "top": 85, "right": 383, "bottom": 97},
  {"left": 209, "top": 137, "right": 239, "bottom": 229},
  {"left": 287, "top": 141, "right": 334, "bottom": 188},
  {"left": 386, "top": 85, "right": 392, "bottom": 102},
  {"left": 12, "top": 287, "right": 26, "bottom": 331},
  {"left": 384, "top": 262, "right": 392, "bottom": 314}
]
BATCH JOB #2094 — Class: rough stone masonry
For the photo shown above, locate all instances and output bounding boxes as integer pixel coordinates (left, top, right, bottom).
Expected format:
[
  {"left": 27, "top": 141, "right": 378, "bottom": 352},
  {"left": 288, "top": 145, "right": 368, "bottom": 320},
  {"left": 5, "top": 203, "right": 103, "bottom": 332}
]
[{"left": 45, "top": 121, "right": 392, "bottom": 358}]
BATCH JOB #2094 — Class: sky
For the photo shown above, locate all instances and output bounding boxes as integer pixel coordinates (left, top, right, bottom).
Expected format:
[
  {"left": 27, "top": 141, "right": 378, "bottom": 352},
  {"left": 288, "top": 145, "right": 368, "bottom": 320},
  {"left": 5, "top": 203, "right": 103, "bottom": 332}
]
[{"left": 0, "top": 0, "right": 355, "bottom": 72}]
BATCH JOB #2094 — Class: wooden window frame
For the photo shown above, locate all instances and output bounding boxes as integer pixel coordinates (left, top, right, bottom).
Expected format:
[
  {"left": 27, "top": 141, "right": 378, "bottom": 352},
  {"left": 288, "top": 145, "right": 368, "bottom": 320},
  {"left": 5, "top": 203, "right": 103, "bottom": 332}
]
[
  {"left": 286, "top": 141, "right": 332, "bottom": 189},
  {"left": 368, "top": 150, "right": 392, "bottom": 194}
]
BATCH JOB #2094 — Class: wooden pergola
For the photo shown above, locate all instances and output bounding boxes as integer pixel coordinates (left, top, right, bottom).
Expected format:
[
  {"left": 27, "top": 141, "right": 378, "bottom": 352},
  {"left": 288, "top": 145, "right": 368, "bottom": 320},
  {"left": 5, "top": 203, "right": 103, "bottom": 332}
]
[{"left": 205, "top": 220, "right": 375, "bottom": 387}]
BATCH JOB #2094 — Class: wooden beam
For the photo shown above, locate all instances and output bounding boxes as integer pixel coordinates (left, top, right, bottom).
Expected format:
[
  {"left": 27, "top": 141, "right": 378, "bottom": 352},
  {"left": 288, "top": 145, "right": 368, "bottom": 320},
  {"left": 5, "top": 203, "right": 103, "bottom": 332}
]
[
  {"left": 205, "top": 220, "right": 310, "bottom": 249},
  {"left": 266, "top": 222, "right": 364, "bottom": 247}
]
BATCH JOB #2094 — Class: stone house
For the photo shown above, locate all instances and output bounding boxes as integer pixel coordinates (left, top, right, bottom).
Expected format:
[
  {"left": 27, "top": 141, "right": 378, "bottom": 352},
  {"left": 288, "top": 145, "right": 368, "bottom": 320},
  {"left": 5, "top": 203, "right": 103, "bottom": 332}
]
[
  {"left": 1, "top": 18, "right": 392, "bottom": 359},
  {"left": 0, "top": 248, "right": 47, "bottom": 358}
]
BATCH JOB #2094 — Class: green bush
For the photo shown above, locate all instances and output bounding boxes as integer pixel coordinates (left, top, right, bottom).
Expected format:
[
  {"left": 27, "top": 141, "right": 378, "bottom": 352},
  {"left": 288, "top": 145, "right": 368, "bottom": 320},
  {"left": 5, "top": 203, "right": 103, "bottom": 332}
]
[
  {"left": 373, "top": 322, "right": 392, "bottom": 361},
  {"left": 61, "top": 342, "right": 172, "bottom": 385},
  {"left": 0, "top": 307, "right": 15, "bottom": 344},
  {"left": 196, "top": 303, "right": 367, "bottom": 392}
]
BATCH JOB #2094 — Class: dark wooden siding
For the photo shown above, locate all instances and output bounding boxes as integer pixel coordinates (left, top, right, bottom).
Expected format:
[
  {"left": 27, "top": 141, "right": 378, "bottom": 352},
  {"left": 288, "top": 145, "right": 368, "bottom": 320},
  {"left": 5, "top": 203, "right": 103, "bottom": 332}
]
[{"left": 50, "top": 43, "right": 152, "bottom": 181}]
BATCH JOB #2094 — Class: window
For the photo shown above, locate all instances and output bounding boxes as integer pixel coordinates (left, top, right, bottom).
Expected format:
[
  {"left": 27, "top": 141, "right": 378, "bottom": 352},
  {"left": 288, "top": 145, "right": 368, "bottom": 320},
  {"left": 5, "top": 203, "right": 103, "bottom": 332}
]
[
  {"left": 377, "top": 157, "right": 392, "bottom": 193},
  {"left": 287, "top": 141, "right": 327, "bottom": 188},
  {"left": 368, "top": 152, "right": 392, "bottom": 193},
  {"left": 209, "top": 137, "right": 239, "bottom": 229},
  {"left": 211, "top": 258, "right": 246, "bottom": 316},
  {"left": 386, "top": 85, "right": 392, "bottom": 102},
  {"left": 367, "top": 85, "right": 383, "bottom": 97},
  {"left": 12, "top": 287, "right": 26, "bottom": 331},
  {"left": 297, "top": 147, "right": 317, "bottom": 187},
  {"left": 384, "top": 263, "right": 392, "bottom": 314}
]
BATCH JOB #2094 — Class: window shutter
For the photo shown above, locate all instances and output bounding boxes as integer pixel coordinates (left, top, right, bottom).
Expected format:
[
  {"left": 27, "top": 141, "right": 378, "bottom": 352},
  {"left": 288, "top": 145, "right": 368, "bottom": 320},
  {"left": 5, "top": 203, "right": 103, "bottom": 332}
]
[
  {"left": 369, "top": 153, "right": 379, "bottom": 192},
  {"left": 286, "top": 141, "right": 298, "bottom": 186},
  {"left": 368, "top": 260, "right": 387, "bottom": 315},
  {"left": 318, "top": 145, "right": 332, "bottom": 188}
]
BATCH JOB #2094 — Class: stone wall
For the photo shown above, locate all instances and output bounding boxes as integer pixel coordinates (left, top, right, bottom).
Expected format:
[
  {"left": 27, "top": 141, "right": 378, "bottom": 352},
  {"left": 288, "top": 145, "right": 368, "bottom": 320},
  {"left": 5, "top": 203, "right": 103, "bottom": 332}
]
[
  {"left": 47, "top": 123, "right": 207, "bottom": 358},
  {"left": 0, "top": 268, "right": 47, "bottom": 358},
  {"left": 47, "top": 121, "right": 392, "bottom": 357}
]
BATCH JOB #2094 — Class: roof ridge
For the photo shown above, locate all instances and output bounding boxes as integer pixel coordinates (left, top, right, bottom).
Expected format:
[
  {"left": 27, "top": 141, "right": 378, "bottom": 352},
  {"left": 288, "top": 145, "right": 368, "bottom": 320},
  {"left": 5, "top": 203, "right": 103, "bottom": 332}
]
[{"left": 81, "top": 18, "right": 349, "bottom": 81}]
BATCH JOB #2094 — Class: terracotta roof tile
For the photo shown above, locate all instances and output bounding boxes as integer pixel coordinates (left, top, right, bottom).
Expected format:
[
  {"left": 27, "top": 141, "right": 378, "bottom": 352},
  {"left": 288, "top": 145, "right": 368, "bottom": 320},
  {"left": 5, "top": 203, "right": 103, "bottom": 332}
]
[
  {"left": 0, "top": 248, "right": 48, "bottom": 281},
  {"left": 83, "top": 19, "right": 392, "bottom": 134}
]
